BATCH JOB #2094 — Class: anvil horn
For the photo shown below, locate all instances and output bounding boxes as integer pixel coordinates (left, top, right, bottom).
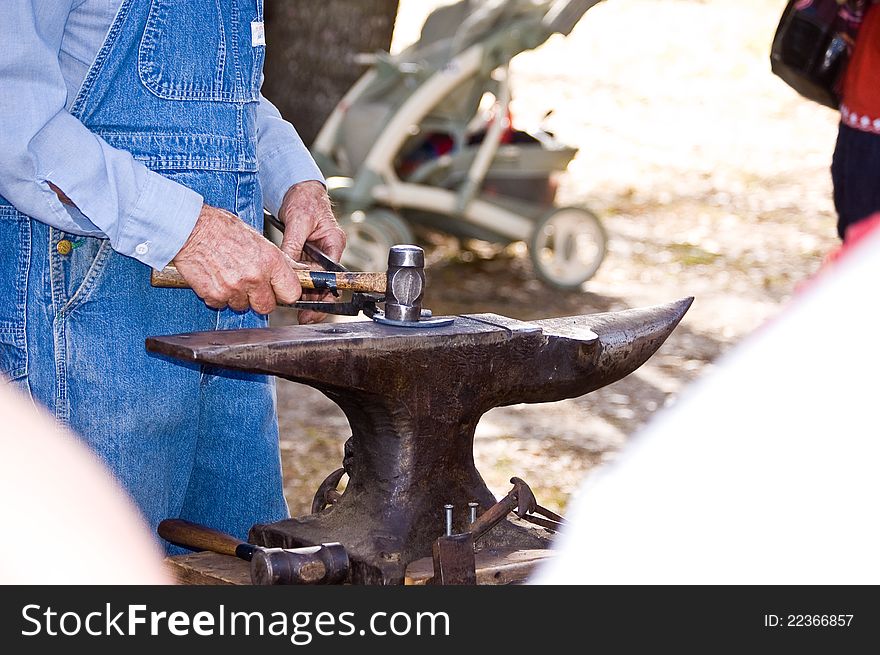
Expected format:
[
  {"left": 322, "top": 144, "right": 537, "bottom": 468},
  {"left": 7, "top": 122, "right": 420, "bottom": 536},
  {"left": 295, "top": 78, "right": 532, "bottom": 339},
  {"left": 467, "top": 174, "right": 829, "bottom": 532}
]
[{"left": 506, "top": 296, "right": 695, "bottom": 404}]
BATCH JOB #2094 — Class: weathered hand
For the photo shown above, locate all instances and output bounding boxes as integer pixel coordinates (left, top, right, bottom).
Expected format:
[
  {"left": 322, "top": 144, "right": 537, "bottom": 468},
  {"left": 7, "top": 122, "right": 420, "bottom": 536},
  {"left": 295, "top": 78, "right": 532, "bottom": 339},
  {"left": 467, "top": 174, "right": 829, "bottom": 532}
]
[
  {"left": 172, "top": 203, "right": 306, "bottom": 314},
  {"left": 278, "top": 180, "right": 347, "bottom": 324}
]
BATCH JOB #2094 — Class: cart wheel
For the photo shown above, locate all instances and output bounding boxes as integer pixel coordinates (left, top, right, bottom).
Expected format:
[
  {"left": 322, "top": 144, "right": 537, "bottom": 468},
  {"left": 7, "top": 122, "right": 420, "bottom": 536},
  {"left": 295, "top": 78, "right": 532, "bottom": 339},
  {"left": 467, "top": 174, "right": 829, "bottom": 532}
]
[
  {"left": 338, "top": 208, "right": 414, "bottom": 272},
  {"left": 529, "top": 206, "right": 607, "bottom": 289}
]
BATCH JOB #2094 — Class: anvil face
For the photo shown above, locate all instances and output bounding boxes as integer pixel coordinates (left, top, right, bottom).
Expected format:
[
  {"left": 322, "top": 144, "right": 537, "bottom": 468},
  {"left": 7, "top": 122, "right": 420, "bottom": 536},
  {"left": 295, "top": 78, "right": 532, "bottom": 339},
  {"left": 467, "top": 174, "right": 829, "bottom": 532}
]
[{"left": 147, "top": 299, "right": 692, "bottom": 584}]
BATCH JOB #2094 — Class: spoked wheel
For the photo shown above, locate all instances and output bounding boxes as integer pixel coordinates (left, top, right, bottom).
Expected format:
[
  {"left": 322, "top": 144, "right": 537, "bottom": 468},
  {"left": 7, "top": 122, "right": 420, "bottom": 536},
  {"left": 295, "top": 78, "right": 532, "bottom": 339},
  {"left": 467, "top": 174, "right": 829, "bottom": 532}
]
[
  {"left": 338, "top": 208, "right": 414, "bottom": 272},
  {"left": 528, "top": 206, "right": 607, "bottom": 290}
]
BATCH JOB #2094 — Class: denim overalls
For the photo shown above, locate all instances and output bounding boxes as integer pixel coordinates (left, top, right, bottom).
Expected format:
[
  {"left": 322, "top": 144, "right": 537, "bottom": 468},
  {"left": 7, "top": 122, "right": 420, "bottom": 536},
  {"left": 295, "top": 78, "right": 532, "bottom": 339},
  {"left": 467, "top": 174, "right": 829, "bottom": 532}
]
[{"left": 0, "top": 0, "right": 288, "bottom": 545}]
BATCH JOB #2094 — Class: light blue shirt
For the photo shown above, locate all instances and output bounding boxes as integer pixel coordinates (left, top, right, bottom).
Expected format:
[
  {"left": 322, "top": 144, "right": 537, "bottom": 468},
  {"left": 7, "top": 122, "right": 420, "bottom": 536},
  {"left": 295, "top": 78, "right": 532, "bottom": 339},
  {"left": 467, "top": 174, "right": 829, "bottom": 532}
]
[{"left": 0, "top": 0, "right": 324, "bottom": 269}]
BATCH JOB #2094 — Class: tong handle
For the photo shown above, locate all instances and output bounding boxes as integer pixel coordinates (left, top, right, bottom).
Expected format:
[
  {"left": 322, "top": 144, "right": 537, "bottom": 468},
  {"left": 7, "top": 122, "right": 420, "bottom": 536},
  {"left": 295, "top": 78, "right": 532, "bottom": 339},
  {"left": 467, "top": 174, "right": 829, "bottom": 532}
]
[{"left": 266, "top": 211, "right": 350, "bottom": 274}]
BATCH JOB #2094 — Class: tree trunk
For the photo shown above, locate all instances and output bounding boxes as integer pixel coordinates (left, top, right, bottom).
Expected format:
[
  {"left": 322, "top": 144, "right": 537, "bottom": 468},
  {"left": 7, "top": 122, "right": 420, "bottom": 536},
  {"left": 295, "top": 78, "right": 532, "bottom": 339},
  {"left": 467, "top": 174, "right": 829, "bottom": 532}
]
[{"left": 263, "top": 0, "right": 400, "bottom": 146}]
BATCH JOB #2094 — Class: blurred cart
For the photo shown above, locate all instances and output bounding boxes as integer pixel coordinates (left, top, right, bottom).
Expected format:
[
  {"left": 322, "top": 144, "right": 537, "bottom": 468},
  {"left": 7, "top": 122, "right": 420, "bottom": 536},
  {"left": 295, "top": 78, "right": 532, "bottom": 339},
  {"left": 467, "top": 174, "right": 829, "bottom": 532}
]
[{"left": 309, "top": 0, "right": 607, "bottom": 289}]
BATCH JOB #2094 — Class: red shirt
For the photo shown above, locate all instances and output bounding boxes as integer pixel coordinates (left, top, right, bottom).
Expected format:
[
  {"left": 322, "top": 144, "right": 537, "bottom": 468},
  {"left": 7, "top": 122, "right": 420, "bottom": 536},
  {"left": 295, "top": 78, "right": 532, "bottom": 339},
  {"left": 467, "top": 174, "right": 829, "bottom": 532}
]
[{"left": 841, "top": 4, "right": 880, "bottom": 132}]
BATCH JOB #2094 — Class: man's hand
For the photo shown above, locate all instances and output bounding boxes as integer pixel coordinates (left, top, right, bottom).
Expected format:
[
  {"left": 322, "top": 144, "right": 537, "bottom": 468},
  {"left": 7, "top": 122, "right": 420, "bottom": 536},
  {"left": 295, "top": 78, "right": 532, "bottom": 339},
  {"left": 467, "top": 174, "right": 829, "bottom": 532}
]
[
  {"left": 172, "top": 203, "right": 305, "bottom": 314},
  {"left": 278, "top": 181, "right": 347, "bottom": 324}
]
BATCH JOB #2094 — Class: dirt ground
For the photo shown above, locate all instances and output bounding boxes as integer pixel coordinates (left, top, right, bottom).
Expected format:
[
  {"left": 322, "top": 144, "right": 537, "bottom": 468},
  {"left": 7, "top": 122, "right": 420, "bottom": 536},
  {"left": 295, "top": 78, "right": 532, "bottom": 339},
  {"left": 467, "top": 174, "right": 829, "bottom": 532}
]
[{"left": 274, "top": 0, "right": 843, "bottom": 517}]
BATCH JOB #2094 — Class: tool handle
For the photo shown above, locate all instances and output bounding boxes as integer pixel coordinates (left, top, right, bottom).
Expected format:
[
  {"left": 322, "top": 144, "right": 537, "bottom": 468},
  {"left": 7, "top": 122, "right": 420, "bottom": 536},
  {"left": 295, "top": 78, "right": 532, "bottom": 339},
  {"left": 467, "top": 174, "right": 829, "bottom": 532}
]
[
  {"left": 469, "top": 493, "right": 518, "bottom": 542},
  {"left": 158, "top": 518, "right": 257, "bottom": 561},
  {"left": 151, "top": 265, "right": 386, "bottom": 294},
  {"left": 150, "top": 266, "right": 196, "bottom": 289}
]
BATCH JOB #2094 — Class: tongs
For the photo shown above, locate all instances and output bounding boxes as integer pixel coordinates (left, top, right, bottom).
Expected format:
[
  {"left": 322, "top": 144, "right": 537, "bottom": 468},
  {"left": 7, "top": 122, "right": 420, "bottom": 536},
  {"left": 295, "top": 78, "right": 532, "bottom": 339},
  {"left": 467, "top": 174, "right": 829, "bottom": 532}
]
[{"left": 266, "top": 213, "right": 385, "bottom": 318}]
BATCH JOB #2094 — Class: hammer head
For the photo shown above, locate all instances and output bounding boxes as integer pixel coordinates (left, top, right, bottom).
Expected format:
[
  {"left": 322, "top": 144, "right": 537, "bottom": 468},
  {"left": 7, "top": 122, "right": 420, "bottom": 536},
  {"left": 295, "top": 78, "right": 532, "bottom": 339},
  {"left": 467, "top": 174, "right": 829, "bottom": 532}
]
[
  {"left": 250, "top": 542, "right": 349, "bottom": 585},
  {"left": 384, "top": 245, "right": 425, "bottom": 323},
  {"left": 510, "top": 477, "right": 537, "bottom": 518}
]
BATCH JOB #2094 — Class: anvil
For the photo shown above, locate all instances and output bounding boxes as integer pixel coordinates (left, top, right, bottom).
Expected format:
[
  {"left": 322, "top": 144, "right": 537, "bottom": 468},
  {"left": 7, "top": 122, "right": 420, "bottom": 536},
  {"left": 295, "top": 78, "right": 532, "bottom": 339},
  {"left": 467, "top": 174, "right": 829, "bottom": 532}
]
[{"left": 147, "top": 297, "right": 692, "bottom": 584}]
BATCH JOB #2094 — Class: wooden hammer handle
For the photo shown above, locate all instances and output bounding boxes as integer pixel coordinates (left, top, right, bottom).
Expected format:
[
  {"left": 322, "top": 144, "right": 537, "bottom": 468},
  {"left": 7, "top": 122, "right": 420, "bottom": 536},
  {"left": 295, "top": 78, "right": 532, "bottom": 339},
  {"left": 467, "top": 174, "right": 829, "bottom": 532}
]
[
  {"left": 158, "top": 518, "right": 255, "bottom": 560},
  {"left": 151, "top": 265, "right": 386, "bottom": 294},
  {"left": 469, "top": 492, "right": 518, "bottom": 542}
]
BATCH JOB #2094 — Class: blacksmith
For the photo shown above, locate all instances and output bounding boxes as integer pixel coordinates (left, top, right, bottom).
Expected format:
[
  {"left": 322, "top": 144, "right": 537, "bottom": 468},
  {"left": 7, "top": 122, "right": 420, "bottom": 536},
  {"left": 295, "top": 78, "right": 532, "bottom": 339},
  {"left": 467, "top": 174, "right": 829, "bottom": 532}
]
[{"left": 0, "top": 1, "right": 345, "bottom": 545}]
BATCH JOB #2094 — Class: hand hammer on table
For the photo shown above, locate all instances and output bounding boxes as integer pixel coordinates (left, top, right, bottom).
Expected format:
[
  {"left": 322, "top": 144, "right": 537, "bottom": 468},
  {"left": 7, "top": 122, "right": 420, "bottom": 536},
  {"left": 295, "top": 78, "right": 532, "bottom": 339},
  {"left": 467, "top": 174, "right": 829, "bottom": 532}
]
[{"left": 158, "top": 519, "right": 349, "bottom": 585}]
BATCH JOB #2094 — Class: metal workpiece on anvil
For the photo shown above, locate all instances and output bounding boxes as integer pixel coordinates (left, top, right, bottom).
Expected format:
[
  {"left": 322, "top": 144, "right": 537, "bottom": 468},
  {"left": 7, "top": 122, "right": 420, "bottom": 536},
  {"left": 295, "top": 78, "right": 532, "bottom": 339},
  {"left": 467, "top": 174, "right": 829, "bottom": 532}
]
[{"left": 146, "top": 297, "right": 693, "bottom": 584}]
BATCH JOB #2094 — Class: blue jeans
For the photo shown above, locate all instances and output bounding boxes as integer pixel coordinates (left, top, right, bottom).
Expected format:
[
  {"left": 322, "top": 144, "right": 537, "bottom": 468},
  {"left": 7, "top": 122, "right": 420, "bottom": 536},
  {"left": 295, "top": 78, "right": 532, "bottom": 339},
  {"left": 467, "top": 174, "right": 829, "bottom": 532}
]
[
  {"left": 0, "top": 186, "right": 288, "bottom": 546},
  {"left": 0, "top": 0, "right": 289, "bottom": 550}
]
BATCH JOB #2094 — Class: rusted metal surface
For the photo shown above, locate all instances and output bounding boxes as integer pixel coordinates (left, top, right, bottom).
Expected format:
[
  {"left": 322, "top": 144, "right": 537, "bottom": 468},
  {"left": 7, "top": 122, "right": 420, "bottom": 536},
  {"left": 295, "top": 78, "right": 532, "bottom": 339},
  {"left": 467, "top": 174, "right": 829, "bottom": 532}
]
[
  {"left": 470, "top": 477, "right": 536, "bottom": 542},
  {"left": 250, "top": 543, "right": 349, "bottom": 586},
  {"left": 147, "top": 297, "right": 692, "bottom": 584},
  {"left": 311, "top": 468, "right": 346, "bottom": 514},
  {"left": 431, "top": 533, "right": 477, "bottom": 585}
]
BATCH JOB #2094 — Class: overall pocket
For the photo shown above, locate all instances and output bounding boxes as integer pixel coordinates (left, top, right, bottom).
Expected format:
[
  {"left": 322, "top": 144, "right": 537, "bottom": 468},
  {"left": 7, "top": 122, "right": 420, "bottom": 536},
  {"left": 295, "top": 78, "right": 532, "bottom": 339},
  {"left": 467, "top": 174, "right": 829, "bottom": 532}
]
[
  {"left": 0, "top": 207, "right": 31, "bottom": 381},
  {"left": 138, "top": 0, "right": 263, "bottom": 103}
]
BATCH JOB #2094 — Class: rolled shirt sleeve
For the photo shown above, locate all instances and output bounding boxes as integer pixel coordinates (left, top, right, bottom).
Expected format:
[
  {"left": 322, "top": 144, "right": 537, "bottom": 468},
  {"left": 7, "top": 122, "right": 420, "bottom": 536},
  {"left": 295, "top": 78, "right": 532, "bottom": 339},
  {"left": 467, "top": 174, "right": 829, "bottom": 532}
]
[
  {"left": 255, "top": 91, "right": 325, "bottom": 218},
  {"left": 0, "top": 1, "right": 203, "bottom": 270}
]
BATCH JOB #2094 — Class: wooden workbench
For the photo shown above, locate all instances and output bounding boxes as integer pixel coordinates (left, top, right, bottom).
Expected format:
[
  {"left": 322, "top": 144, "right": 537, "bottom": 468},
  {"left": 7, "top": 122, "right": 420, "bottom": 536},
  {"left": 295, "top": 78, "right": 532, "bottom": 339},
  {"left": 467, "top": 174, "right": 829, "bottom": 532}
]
[{"left": 165, "top": 548, "right": 554, "bottom": 585}]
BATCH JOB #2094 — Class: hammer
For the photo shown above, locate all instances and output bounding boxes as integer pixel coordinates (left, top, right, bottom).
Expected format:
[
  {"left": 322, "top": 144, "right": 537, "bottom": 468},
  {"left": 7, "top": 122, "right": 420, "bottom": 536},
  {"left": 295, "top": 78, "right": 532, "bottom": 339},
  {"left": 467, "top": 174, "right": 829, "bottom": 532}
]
[
  {"left": 158, "top": 519, "right": 349, "bottom": 585},
  {"left": 152, "top": 243, "right": 440, "bottom": 327},
  {"left": 468, "top": 477, "right": 537, "bottom": 542}
]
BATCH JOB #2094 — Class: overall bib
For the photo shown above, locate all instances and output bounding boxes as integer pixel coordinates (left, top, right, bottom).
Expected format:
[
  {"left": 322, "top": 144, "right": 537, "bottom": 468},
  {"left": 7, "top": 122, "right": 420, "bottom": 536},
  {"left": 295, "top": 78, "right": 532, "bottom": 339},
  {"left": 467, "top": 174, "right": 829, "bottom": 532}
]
[{"left": 0, "top": 0, "right": 288, "bottom": 545}]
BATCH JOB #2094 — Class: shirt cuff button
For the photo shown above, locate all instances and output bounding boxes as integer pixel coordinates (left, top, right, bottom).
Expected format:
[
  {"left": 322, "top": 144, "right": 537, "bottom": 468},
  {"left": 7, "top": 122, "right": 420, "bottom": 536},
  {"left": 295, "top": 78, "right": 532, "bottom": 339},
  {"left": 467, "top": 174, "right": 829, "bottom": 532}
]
[{"left": 135, "top": 242, "right": 150, "bottom": 256}]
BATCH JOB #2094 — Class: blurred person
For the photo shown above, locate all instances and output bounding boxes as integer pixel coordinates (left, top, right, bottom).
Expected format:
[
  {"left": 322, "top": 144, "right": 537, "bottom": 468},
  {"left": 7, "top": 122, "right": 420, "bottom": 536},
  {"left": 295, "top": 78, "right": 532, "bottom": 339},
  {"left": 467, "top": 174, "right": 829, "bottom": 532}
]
[
  {"left": 534, "top": 215, "right": 880, "bottom": 584},
  {"left": 0, "top": 1, "right": 345, "bottom": 549},
  {"left": 0, "top": 381, "right": 170, "bottom": 584},
  {"left": 832, "top": 0, "right": 880, "bottom": 239}
]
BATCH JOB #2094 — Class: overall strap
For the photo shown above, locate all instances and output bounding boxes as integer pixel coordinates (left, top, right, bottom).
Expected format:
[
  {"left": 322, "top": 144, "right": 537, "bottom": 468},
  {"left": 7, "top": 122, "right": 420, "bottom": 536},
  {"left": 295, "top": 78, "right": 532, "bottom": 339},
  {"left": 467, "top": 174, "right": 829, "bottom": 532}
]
[
  {"left": 69, "top": 0, "right": 137, "bottom": 120},
  {"left": 69, "top": 0, "right": 262, "bottom": 173}
]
